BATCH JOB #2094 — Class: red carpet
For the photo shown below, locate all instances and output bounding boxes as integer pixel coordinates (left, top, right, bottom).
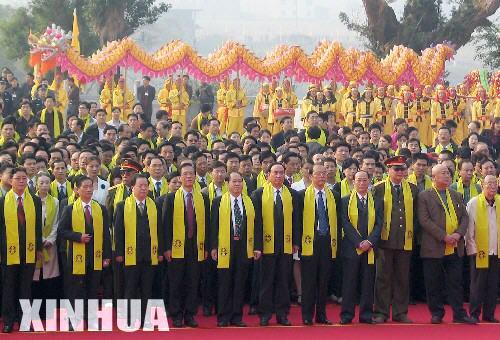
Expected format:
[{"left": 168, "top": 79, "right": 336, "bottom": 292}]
[{"left": 3, "top": 303, "right": 500, "bottom": 339}]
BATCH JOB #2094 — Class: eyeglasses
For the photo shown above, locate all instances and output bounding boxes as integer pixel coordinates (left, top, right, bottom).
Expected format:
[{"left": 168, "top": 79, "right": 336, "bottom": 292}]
[{"left": 392, "top": 166, "right": 407, "bottom": 172}]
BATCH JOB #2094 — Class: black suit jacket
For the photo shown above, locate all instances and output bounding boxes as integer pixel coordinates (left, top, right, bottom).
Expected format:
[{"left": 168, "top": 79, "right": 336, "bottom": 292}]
[
  {"left": 57, "top": 202, "right": 112, "bottom": 271},
  {"left": 114, "top": 199, "right": 163, "bottom": 262},
  {"left": 296, "top": 188, "right": 342, "bottom": 257},
  {"left": 251, "top": 186, "right": 301, "bottom": 254},
  {"left": 340, "top": 195, "right": 383, "bottom": 258},
  {"left": 86, "top": 123, "right": 112, "bottom": 141},
  {"left": 210, "top": 195, "right": 251, "bottom": 256},
  {"left": 163, "top": 190, "right": 210, "bottom": 255},
  {"left": 0, "top": 193, "right": 43, "bottom": 264}
]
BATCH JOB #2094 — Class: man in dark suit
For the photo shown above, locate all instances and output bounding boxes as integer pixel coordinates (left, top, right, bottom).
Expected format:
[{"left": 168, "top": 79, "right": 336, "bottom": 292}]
[
  {"left": 297, "top": 163, "right": 341, "bottom": 325},
  {"left": 210, "top": 172, "right": 257, "bottom": 327},
  {"left": 339, "top": 170, "right": 383, "bottom": 325},
  {"left": 0, "top": 167, "right": 42, "bottom": 333},
  {"left": 85, "top": 109, "right": 112, "bottom": 141},
  {"left": 372, "top": 156, "right": 418, "bottom": 324},
  {"left": 164, "top": 163, "right": 210, "bottom": 328},
  {"left": 114, "top": 173, "right": 163, "bottom": 326},
  {"left": 417, "top": 164, "right": 476, "bottom": 324},
  {"left": 136, "top": 76, "right": 156, "bottom": 123},
  {"left": 270, "top": 116, "right": 294, "bottom": 150},
  {"left": 251, "top": 162, "right": 300, "bottom": 326},
  {"left": 58, "top": 175, "right": 112, "bottom": 330}
]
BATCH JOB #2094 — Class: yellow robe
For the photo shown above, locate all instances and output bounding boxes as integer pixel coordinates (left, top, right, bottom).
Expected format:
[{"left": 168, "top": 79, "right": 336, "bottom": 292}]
[
  {"left": 342, "top": 96, "right": 360, "bottom": 127},
  {"left": 49, "top": 82, "right": 68, "bottom": 116},
  {"left": 253, "top": 91, "right": 272, "bottom": 130},
  {"left": 414, "top": 96, "right": 432, "bottom": 146},
  {"left": 395, "top": 100, "right": 417, "bottom": 127},
  {"left": 225, "top": 86, "right": 248, "bottom": 135},
  {"left": 169, "top": 84, "right": 190, "bottom": 134},
  {"left": 268, "top": 97, "right": 289, "bottom": 135},
  {"left": 157, "top": 82, "right": 172, "bottom": 113},
  {"left": 472, "top": 99, "right": 495, "bottom": 130},
  {"left": 374, "top": 96, "right": 393, "bottom": 134},
  {"left": 113, "top": 86, "right": 135, "bottom": 121},
  {"left": 99, "top": 85, "right": 113, "bottom": 120},
  {"left": 216, "top": 84, "right": 228, "bottom": 134},
  {"left": 284, "top": 89, "right": 298, "bottom": 108},
  {"left": 448, "top": 96, "right": 467, "bottom": 143},
  {"left": 301, "top": 97, "right": 314, "bottom": 119},
  {"left": 356, "top": 99, "right": 376, "bottom": 129}
]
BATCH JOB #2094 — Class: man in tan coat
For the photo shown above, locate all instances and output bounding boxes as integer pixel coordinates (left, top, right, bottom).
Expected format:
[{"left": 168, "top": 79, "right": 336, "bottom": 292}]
[{"left": 417, "top": 164, "right": 476, "bottom": 324}]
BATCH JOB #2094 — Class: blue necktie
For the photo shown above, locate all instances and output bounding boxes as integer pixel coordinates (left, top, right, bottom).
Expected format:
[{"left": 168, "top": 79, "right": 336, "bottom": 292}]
[{"left": 317, "top": 191, "right": 328, "bottom": 236}]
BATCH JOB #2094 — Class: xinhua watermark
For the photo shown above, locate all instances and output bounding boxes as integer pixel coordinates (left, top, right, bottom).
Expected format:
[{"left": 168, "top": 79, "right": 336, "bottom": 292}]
[{"left": 19, "top": 299, "right": 169, "bottom": 332}]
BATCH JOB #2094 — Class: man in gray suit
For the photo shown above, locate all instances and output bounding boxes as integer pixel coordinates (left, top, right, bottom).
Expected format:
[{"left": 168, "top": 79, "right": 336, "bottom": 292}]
[{"left": 417, "top": 164, "right": 476, "bottom": 324}]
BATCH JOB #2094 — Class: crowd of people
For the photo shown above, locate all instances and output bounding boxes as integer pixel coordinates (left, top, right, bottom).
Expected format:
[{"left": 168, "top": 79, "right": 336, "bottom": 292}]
[{"left": 0, "top": 65, "right": 498, "bottom": 332}]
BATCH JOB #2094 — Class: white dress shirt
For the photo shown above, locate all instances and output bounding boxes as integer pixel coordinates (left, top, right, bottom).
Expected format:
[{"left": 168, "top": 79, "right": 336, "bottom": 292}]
[
  {"left": 230, "top": 194, "right": 244, "bottom": 235},
  {"left": 466, "top": 196, "right": 498, "bottom": 256}
]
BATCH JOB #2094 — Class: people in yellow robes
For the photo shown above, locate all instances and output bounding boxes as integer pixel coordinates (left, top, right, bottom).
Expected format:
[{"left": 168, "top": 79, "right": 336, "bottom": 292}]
[
  {"left": 157, "top": 77, "right": 173, "bottom": 115},
  {"left": 342, "top": 86, "right": 360, "bottom": 128},
  {"left": 169, "top": 76, "right": 190, "bottom": 134},
  {"left": 49, "top": 72, "right": 68, "bottom": 118},
  {"left": 472, "top": 87, "right": 495, "bottom": 131},
  {"left": 356, "top": 86, "right": 376, "bottom": 129},
  {"left": 113, "top": 77, "right": 135, "bottom": 121},
  {"left": 301, "top": 84, "right": 317, "bottom": 119},
  {"left": 99, "top": 78, "right": 114, "bottom": 120},
  {"left": 225, "top": 78, "right": 247, "bottom": 135},
  {"left": 374, "top": 86, "right": 393, "bottom": 135},
  {"left": 253, "top": 83, "right": 272, "bottom": 130},
  {"left": 268, "top": 87, "right": 289, "bottom": 135},
  {"left": 414, "top": 86, "right": 433, "bottom": 146},
  {"left": 282, "top": 78, "right": 298, "bottom": 109},
  {"left": 395, "top": 86, "right": 417, "bottom": 128},
  {"left": 431, "top": 85, "right": 451, "bottom": 144},
  {"left": 216, "top": 77, "right": 229, "bottom": 135},
  {"left": 447, "top": 86, "right": 466, "bottom": 143}
]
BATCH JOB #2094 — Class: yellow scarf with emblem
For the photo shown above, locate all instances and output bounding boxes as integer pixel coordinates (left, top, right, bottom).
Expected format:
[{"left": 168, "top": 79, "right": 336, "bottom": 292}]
[
  {"left": 113, "top": 183, "right": 129, "bottom": 208},
  {"left": 262, "top": 183, "right": 293, "bottom": 254},
  {"left": 302, "top": 185, "right": 337, "bottom": 258},
  {"left": 172, "top": 188, "right": 206, "bottom": 261},
  {"left": 381, "top": 179, "right": 413, "bottom": 250},
  {"left": 475, "top": 193, "right": 500, "bottom": 268},
  {"left": 432, "top": 186, "right": 459, "bottom": 255},
  {"left": 36, "top": 194, "right": 57, "bottom": 268},
  {"left": 4, "top": 190, "right": 36, "bottom": 265},
  {"left": 217, "top": 193, "right": 254, "bottom": 268},
  {"left": 124, "top": 196, "right": 158, "bottom": 266},
  {"left": 40, "top": 108, "right": 61, "bottom": 137},
  {"left": 348, "top": 190, "right": 375, "bottom": 264},
  {"left": 71, "top": 198, "right": 104, "bottom": 274}
]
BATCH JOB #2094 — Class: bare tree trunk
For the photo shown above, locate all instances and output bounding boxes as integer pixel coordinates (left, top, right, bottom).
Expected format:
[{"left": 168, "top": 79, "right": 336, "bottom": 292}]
[{"left": 97, "top": 4, "right": 127, "bottom": 45}]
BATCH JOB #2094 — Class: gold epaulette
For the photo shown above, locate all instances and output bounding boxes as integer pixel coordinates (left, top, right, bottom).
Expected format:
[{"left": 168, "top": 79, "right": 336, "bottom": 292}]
[{"left": 108, "top": 184, "right": 120, "bottom": 191}]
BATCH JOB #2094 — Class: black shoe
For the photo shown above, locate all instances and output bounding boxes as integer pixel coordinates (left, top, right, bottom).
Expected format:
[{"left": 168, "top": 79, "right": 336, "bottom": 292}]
[
  {"left": 217, "top": 321, "right": 229, "bottom": 327},
  {"left": 483, "top": 317, "right": 500, "bottom": 323},
  {"left": 248, "top": 306, "right": 258, "bottom": 315},
  {"left": 2, "top": 324, "right": 12, "bottom": 333},
  {"left": 315, "top": 318, "right": 332, "bottom": 325},
  {"left": 68, "top": 324, "right": 74, "bottom": 332},
  {"left": 453, "top": 316, "right": 477, "bottom": 324},
  {"left": 339, "top": 318, "right": 352, "bottom": 325},
  {"left": 360, "top": 318, "right": 375, "bottom": 324},
  {"left": 431, "top": 316, "right": 443, "bottom": 324},
  {"left": 392, "top": 316, "right": 413, "bottom": 324},
  {"left": 203, "top": 306, "right": 213, "bottom": 317},
  {"left": 259, "top": 317, "right": 270, "bottom": 326},
  {"left": 184, "top": 318, "right": 198, "bottom": 328},
  {"left": 230, "top": 321, "right": 247, "bottom": 327},
  {"left": 372, "top": 316, "right": 387, "bottom": 324},
  {"left": 277, "top": 316, "right": 291, "bottom": 326},
  {"left": 172, "top": 319, "right": 184, "bottom": 328},
  {"left": 303, "top": 319, "right": 313, "bottom": 326}
]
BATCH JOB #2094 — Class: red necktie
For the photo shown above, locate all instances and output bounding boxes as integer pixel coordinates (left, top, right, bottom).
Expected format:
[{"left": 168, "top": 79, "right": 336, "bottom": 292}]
[
  {"left": 84, "top": 205, "right": 92, "bottom": 225},
  {"left": 186, "top": 193, "right": 194, "bottom": 239},
  {"left": 17, "top": 197, "right": 25, "bottom": 226}
]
